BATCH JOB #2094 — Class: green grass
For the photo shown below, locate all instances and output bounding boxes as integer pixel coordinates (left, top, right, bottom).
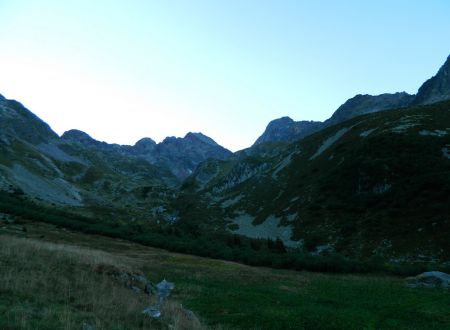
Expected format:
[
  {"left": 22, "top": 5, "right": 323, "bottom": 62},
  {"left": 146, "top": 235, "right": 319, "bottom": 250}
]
[
  {"left": 145, "top": 256, "right": 450, "bottom": 330},
  {"left": 4, "top": 221, "right": 450, "bottom": 330},
  {"left": 0, "top": 233, "right": 204, "bottom": 330}
]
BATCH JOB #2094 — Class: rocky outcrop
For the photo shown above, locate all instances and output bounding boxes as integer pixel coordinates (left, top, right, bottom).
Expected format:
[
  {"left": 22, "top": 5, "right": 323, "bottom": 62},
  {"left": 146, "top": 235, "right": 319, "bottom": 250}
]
[
  {"left": 413, "top": 55, "right": 450, "bottom": 105},
  {"left": 253, "top": 117, "right": 322, "bottom": 146},
  {"left": 131, "top": 137, "right": 157, "bottom": 154},
  {"left": 152, "top": 132, "right": 232, "bottom": 179},
  {"left": 405, "top": 271, "right": 450, "bottom": 288}
]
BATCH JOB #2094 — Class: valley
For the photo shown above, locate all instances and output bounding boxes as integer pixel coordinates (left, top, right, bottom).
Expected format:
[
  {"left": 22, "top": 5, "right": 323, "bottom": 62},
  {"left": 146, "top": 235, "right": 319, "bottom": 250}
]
[
  {"left": 0, "top": 51, "right": 450, "bottom": 329},
  {"left": 1, "top": 221, "right": 450, "bottom": 330}
]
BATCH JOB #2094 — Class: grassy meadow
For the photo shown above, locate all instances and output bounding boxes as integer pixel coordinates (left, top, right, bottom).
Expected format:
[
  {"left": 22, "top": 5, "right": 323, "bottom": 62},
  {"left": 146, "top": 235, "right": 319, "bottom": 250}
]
[
  {"left": 0, "top": 226, "right": 204, "bottom": 330},
  {"left": 1, "top": 221, "right": 450, "bottom": 330}
]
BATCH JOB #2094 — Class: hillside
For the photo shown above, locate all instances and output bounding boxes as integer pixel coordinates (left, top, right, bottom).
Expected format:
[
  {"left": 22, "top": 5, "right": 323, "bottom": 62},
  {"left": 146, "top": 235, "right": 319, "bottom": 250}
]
[
  {"left": 0, "top": 227, "right": 203, "bottom": 330},
  {"left": 181, "top": 100, "right": 450, "bottom": 260},
  {"left": 253, "top": 55, "right": 450, "bottom": 146},
  {"left": 0, "top": 55, "right": 449, "bottom": 266},
  {"left": 0, "top": 93, "right": 230, "bottom": 222}
]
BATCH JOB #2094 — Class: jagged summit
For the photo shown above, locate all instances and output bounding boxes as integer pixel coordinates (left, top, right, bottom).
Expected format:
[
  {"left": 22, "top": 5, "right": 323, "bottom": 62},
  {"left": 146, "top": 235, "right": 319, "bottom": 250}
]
[
  {"left": 160, "top": 132, "right": 219, "bottom": 147},
  {"left": 156, "top": 132, "right": 232, "bottom": 178}
]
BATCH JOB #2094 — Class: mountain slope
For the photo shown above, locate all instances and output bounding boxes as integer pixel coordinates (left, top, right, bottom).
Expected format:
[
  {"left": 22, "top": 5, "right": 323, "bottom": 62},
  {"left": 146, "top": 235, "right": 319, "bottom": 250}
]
[
  {"left": 180, "top": 100, "right": 450, "bottom": 260},
  {"left": 0, "top": 95, "right": 230, "bottom": 222},
  {"left": 0, "top": 94, "right": 58, "bottom": 145},
  {"left": 324, "top": 92, "right": 414, "bottom": 127},
  {"left": 252, "top": 54, "right": 450, "bottom": 146}
]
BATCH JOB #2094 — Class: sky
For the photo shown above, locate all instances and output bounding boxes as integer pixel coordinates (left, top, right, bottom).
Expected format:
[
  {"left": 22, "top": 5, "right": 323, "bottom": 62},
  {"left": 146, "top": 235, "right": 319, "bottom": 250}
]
[{"left": 0, "top": 1, "right": 449, "bottom": 151}]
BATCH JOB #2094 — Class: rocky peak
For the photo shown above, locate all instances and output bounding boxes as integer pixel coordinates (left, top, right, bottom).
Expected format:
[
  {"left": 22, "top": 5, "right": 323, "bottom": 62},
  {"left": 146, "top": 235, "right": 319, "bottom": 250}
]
[
  {"left": 133, "top": 137, "right": 157, "bottom": 153},
  {"left": 184, "top": 132, "right": 219, "bottom": 146},
  {"left": 158, "top": 132, "right": 231, "bottom": 158},
  {"left": 414, "top": 55, "right": 450, "bottom": 105},
  {"left": 61, "top": 129, "right": 97, "bottom": 144},
  {"left": 156, "top": 132, "right": 232, "bottom": 179},
  {"left": 254, "top": 55, "right": 450, "bottom": 146},
  {"left": 253, "top": 116, "right": 322, "bottom": 146}
]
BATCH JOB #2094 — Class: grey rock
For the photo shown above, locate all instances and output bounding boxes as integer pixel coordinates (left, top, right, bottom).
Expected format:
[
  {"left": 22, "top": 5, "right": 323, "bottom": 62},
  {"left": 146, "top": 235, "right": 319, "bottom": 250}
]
[
  {"left": 405, "top": 271, "right": 450, "bottom": 288},
  {"left": 143, "top": 279, "right": 175, "bottom": 319},
  {"left": 142, "top": 306, "right": 161, "bottom": 318},
  {"left": 254, "top": 117, "right": 322, "bottom": 146},
  {"left": 413, "top": 55, "right": 450, "bottom": 105},
  {"left": 156, "top": 279, "right": 175, "bottom": 301},
  {"left": 154, "top": 132, "right": 232, "bottom": 179}
]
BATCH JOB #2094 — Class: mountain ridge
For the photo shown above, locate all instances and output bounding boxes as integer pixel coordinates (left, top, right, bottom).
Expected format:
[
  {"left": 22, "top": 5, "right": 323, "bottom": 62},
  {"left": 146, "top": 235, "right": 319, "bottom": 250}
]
[
  {"left": 254, "top": 54, "right": 450, "bottom": 146},
  {"left": 1, "top": 55, "right": 450, "bottom": 262}
]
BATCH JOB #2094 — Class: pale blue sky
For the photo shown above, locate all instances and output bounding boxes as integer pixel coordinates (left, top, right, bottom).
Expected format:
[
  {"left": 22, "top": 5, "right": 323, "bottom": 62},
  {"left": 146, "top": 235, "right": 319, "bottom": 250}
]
[{"left": 0, "top": 1, "right": 449, "bottom": 151}]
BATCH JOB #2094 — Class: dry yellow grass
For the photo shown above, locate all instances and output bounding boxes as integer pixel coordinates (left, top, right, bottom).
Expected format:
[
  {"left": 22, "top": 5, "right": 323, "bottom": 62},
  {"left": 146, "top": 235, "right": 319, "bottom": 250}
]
[{"left": 0, "top": 235, "right": 205, "bottom": 330}]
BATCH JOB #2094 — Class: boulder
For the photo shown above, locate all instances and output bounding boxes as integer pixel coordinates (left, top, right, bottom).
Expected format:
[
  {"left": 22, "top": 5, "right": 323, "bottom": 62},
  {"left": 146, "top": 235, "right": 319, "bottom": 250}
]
[
  {"left": 405, "top": 271, "right": 450, "bottom": 288},
  {"left": 142, "top": 306, "right": 161, "bottom": 318}
]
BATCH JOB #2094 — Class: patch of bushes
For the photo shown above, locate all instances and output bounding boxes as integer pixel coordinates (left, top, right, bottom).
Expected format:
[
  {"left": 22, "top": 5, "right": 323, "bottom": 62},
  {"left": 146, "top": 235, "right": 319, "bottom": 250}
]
[{"left": 0, "top": 191, "right": 443, "bottom": 276}]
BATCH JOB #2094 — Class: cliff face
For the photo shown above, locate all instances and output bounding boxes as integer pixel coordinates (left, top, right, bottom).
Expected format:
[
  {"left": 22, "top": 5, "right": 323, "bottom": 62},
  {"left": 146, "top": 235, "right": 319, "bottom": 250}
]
[{"left": 413, "top": 55, "right": 450, "bottom": 105}]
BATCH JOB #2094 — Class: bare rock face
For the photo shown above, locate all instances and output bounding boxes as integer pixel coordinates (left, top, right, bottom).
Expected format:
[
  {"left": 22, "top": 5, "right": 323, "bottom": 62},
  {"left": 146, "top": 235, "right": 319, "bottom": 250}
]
[
  {"left": 253, "top": 117, "right": 322, "bottom": 146},
  {"left": 154, "top": 132, "right": 232, "bottom": 179},
  {"left": 414, "top": 55, "right": 450, "bottom": 105},
  {"left": 405, "top": 271, "right": 450, "bottom": 288},
  {"left": 60, "top": 129, "right": 231, "bottom": 180}
]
